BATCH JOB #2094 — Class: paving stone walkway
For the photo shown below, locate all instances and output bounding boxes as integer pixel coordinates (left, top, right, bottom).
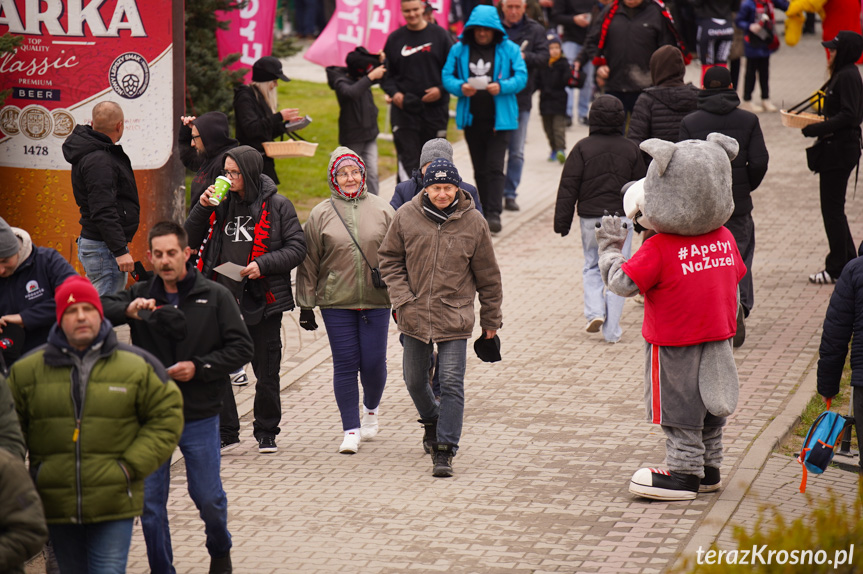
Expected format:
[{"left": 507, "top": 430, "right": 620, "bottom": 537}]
[{"left": 117, "top": 31, "right": 863, "bottom": 574}]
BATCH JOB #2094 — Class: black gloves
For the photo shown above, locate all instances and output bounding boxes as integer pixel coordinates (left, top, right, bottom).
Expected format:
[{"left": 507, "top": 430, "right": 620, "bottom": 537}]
[{"left": 299, "top": 309, "right": 318, "bottom": 331}]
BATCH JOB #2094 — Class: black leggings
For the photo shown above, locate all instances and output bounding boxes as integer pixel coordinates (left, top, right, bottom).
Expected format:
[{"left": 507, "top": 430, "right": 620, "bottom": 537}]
[
  {"left": 743, "top": 57, "right": 770, "bottom": 101},
  {"left": 820, "top": 163, "right": 858, "bottom": 278}
]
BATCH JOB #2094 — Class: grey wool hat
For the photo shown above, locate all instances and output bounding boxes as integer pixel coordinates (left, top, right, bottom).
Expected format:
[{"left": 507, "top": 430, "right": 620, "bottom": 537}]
[
  {"left": 0, "top": 216, "right": 19, "bottom": 259},
  {"left": 419, "top": 138, "right": 454, "bottom": 169}
]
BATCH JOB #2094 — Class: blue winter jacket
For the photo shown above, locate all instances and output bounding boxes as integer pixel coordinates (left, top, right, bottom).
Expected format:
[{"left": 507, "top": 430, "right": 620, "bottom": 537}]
[
  {"left": 0, "top": 232, "right": 76, "bottom": 357},
  {"left": 735, "top": 0, "right": 789, "bottom": 59},
  {"left": 390, "top": 169, "right": 483, "bottom": 215},
  {"left": 817, "top": 254, "right": 863, "bottom": 398},
  {"left": 442, "top": 5, "right": 528, "bottom": 131}
]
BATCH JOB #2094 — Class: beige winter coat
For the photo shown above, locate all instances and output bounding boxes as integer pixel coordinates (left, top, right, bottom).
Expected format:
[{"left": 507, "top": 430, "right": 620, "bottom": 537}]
[{"left": 378, "top": 189, "right": 503, "bottom": 343}]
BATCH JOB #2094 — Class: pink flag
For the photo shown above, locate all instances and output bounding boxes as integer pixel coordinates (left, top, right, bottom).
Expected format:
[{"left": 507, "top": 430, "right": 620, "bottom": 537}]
[
  {"left": 305, "top": 0, "right": 451, "bottom": 68},
  {"left": 216, "top": 0, "right": 278, "bottom": 81}
]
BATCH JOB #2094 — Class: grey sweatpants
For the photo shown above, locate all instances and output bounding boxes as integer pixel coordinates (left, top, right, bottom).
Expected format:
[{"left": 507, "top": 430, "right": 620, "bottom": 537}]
[{"left": 662, "top": 424, "right": 724, "bottom": 478}]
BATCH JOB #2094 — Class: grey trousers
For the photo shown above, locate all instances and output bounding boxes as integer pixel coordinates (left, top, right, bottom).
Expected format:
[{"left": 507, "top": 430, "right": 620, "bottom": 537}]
[{"left": 662, "top": 424, "right": 724, "bottom": 478}]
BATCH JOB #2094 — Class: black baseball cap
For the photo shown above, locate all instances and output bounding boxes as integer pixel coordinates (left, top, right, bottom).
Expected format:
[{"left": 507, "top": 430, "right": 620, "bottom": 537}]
[{"left": 252, "top": 56, "right": 290, "bottom": 82}]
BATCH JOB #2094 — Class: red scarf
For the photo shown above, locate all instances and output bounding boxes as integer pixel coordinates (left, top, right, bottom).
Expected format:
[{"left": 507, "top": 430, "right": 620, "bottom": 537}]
[{"left": 593, "top": 0, "right": 692, "bottom": 67}]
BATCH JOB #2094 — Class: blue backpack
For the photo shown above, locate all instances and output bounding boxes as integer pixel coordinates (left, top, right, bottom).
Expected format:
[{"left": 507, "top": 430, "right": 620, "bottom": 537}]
[{"left": 797, "top": 409, "right": 854, "bottom": 493}]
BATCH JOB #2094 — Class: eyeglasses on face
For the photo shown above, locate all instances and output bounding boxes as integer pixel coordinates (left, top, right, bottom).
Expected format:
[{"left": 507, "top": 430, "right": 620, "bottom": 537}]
[
  {"left": 221, "top": 170, "right": 242, "bottom": 179},
  {"left": 336, "top": 169, "right": 363, "bottom": 180}
]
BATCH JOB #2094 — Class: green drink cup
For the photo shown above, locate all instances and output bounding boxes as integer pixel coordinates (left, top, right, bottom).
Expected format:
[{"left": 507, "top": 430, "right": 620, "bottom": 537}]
[{"left": 210, "top": 175, "right": 231, "bottom": 206}]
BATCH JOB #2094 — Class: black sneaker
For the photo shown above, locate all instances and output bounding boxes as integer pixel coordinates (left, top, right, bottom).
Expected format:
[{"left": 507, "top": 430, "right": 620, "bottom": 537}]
[
  {"left": 257, "top": 436, "right": 277, "bottom": 454},
  {"left": 629, "top": 467, "right": 699, "bottom": 500},
  {"left": 431, "top": 442, "right": 455, "bottom": 477},
  {"left": 699, "top": 466, "right": 722, "bottom": 493},
  {"left": 220, "top": 437, "right": 240, "bottom": 453},
  {"left": 486, "top": 213, "right": 502, "bottom": 233},
  {"left": 504, "top": 197, "right": 520, "bottom": 211}
]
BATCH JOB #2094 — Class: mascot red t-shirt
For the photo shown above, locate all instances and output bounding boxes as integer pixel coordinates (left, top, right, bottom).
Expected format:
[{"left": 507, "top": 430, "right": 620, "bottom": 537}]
[{"left": 622, "top": 227, "right": 746, "bottom": 346}]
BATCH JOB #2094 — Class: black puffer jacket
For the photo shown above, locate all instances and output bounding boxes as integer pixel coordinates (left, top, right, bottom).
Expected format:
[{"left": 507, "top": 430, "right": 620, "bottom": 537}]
[
  {"left": 503, "top": 15, "right": 549, "bottom": 111},
  {"left": 102, "top": 267, "right": 254, "bottom": 421},
  {"left": 326, "top": 66, "right": 380, "bottom": 145},
  {"left": 62, "top": 125, "right": 139, "bottom": 256},
  {"left": 818, "top": 253, "right": 863, "bottom": 397},
  {"left": 233, "top": 84, "right": 287, "bottom": 184},
  {"left": 538, "top": 57, "right": 571, "bottom": 117},
  {"left": 554, "top": 96, "right": 647, "bottom": 234},
  {"left": 179, "top": 112, "right": 239, "bottom": 208},
  {"left": 185, "top": 146, "right": 307, "bottom": 317},
  {"left": 628, "top": 45, "right": 698, "bottom": 145},
  {"left": 679, "top": 88, "right": 769, "bottom": 217}
]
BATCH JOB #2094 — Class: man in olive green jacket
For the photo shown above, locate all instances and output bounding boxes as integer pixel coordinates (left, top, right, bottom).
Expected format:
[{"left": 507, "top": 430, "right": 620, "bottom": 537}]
[
  {"left": 8, "top": 275, "right": 183, "bottom": 574},
  {"left": 378, "top": 158, "right": 503, "bottom": 478}
]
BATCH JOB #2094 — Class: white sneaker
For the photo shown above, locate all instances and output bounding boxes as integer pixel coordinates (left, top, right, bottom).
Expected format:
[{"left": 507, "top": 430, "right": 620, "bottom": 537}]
[
  {"left": 230, "top": 368, "right": 248, "bottom": 386},
  {"left": 761, "top": 99, "right": 777, "bottom": 112},
  {"left": 339, "top": 431, "right": 360, "bottom": 454},
  {"left": 585, "top": 317, "right": 604, "bottom": 333},
  {"left": 360, "top": 410, "right": 378, "bottom": 440},
  {"left": 746, "top": 100, "right": 764, "bottom": 113}
]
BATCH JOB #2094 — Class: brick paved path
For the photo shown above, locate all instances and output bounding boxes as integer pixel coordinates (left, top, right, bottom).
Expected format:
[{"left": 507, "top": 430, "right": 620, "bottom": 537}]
[{"left": 119, "top": 32, "right": 862, "bottom": 574}]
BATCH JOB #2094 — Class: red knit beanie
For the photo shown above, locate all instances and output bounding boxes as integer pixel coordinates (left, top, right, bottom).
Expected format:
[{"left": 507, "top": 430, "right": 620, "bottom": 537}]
[{"left": 55, "top": 275, "right": 103, "bottom": 323}]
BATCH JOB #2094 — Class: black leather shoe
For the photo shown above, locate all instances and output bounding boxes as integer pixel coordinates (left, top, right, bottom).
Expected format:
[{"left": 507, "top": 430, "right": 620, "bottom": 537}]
[
  {"left": 209, "top": 552, "right": 232, "bottom": 574},
  {"left": 504, "top": 197, "right": 520, "bottom": 211}
]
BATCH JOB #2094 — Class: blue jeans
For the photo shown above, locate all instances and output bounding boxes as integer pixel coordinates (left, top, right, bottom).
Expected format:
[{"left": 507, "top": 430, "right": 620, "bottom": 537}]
[
  {"left": 403, "top": 336, "right": 466, "bottom": 450},
  {"left": 49, "top": 518, "right": 134, "bottom": 574},
  {"left": 580, "top": 216, "right": 633, "bottom": 342},
  {"left": 142, "top": 415, "right": 230, "bottom": 573},
  {"left": 320, "top": 308, "right": 389, "bottom": 431},
  {"left": 563, "top": 41, "right": 594, "bottom": 120},
  {"left": 77, "top": 237, "right": 127, "bottom": 296},
  {"left": 504, "top": 109, "right": 531, "bottom": 199}
]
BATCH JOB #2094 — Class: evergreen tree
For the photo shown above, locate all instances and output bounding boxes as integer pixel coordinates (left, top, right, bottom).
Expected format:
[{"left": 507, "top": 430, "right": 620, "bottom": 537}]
[
  {"left": 184, "top": 0, "right": 247, "bottom": 119},
  {"left": 0, "top": 33, "right": 23, "bottom": 104}
]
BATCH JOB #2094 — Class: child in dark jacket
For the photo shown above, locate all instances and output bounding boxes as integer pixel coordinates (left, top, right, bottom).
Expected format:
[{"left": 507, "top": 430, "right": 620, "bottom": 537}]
[
  {"left": 735, "top": 0, "right": 789, "bottom": 113},
  {"left": 553, "top": 95, "right": 647, "bottom": 342},
  {"left": 817, "top": 246, "right": 863, "bottom": 470},
  {"left": 538, "top": 34, "right": 571, "bottom": 163},
  {"left": 326, "top": 47, "right": 386, "bottom": 195}
]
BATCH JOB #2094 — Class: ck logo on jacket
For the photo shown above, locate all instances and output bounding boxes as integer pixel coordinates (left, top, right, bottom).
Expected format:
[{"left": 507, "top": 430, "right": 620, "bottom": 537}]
[{"left": 225, "top": 216, "right": 254, "bottom": 242}]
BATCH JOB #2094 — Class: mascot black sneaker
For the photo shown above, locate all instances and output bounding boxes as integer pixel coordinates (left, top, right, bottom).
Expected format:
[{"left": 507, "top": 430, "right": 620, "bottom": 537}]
[
  {"left": 629, "top": 468, "right": 700, "bottom": 500},
  {"left": 699, "top": 466, "right": 722, "bottom": 493}
]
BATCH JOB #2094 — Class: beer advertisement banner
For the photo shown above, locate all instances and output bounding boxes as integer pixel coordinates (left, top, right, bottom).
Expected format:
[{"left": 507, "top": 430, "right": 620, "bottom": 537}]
[{"left": 0, "top": 0, "right": 183, "bottom": 263}]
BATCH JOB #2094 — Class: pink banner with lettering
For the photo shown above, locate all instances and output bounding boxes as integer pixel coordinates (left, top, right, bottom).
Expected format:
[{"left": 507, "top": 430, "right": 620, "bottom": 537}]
[
  {"left": 215, "top": 0, "right": 278, "bottom": 81},
  {"left": 305, "top": 0, "right": 451, "bottom": 68}
]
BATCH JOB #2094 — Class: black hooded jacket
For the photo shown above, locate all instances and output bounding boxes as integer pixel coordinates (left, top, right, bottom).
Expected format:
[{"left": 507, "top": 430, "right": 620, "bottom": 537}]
[
  {"left": 628, "top": 45, "right": 698, "bottom": 145},
  {"left": 326, "top": 66, "right": 380, "bottom": 145},
  {"left": 554, "top": 96, "right": 647, "bottom": 233},
  {"left": 234, "top": 84, "right": 287, "bottom": 184},
  {"left": 102, "top": 266, "right": 254, "bottom": 421},
  {"left": 803, "top": 31, "right": 863, "bottom": 143},
  {"left": 179, "top": 112, "right": 239, "bottom": 208},
  {"left": 185, "top": 146, "right": 307, "bottom": 317},
  {"left": 62, "top": 125, "right": 140, "bottom": 256},
  {"left": 503, "top": 15, "right": 550, "bottom": 111},
  {"left": 679, "top": 88, "right": 769, "bottom": 217}
]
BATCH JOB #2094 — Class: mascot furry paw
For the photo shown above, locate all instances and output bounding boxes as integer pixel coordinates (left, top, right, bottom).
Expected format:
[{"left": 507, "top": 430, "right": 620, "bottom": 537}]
[{"left": 596, "top": 133, "right": 747, "bottom": 501}]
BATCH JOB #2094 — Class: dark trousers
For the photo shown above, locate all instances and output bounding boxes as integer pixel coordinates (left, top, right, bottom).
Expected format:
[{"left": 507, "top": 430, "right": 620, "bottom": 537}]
[
  {"left": 820, "top": 165, "right": 858, "bottom": 278},
  {"left": 464, "top": 123, "right": 511, "bottom": 217},
  {"left": 391, "top": 107, "right": 448, "bottom": 177},
  {"left": 220, "top": 312, "right": 283, "bottom": 441},
  {"left": 542, "top": 114, "right": 567, "bottom": 152},
  {"left": 854, "top": 386, "right": 862, "bottom": 469},
  {"left": 743, "top": 57, "right": 770, "bottom": 101},
  {"left": 724, "top": 214, "right": 755, "bottom": 316}
]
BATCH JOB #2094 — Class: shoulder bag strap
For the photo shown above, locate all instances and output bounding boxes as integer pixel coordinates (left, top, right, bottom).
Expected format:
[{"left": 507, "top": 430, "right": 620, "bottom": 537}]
[{"left": 330, "top": 199, "right": 375, "bottom": 272}]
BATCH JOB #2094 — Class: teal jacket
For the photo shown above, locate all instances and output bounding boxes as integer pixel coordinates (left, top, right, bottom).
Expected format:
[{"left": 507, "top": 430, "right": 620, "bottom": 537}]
[
  {"left": 8, "top": 322, "right": 183, "bottom": 524},
  {"left": 442, "top": 5, "right": 528, "bottom": 131}
]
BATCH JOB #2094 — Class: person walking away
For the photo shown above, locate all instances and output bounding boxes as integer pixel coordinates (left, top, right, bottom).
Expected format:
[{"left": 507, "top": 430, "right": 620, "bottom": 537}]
[
  {"left": 689, "top": 0, "right": 736, "bottom": 82},
  {"left": 234, "top": 56, "right": 302, "bottom": 185},
  {"left": 0, "top": 218, "right": 76, "bottom": 366},
  {"left": 538, "top": 33, "right": 572, "bottom": 163},
  {"left": 381, "top": 0, "right": 454, "bottom": 179},
  {"left": 816, "top": 245, "right": 863, "bottom": 471},
  {"left": 7, "top": 275, "right": 183, "bottom": 574},
  {"left": 679, "top": 66, "right": 768, "bottom": 345},
  {"left": 379, "top": 158, "right": 503, "bottom": 477},
  {"left": 554, "top": 95, "right": 646, "bottom": 342},
  {"left": 62, "top": 101, "right": 139, "bottom": 295},
  {"left": 296, "top": 148, "right": 395, "bottom": 454},
  {"left": 442, "top": 5, "right": 528, "bottom": 233},
  {"left": 801, "top": 31, "right": 863, "bottom": 285},
  {"left": 501, "top": 0, "right": 550, "bottom": 211},
  {"left": 326, "top": 48, "right": 386, "bottom": 196},
  {"left": 552, "top": 0, "right": 598, "bottom": 125},
  {"left": 736, "top": 0, "right": 788, "bottom": 113},
  {"left": 186, "top": 146, "right": 307, "bottom": 454},
  {"left": 102, "top": 221, "right": 254, "bottom": 573}
]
